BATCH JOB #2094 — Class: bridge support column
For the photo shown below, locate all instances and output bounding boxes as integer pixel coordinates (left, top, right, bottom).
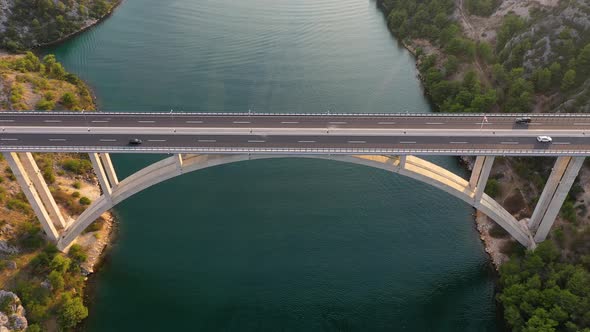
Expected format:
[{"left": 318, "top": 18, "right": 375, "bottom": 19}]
[
  {"left": 99, "top": 153, "right": 118, "bottom": 187},
  {"left": 398, "top": 155, "right": 407, "bottom": 169},
  {"left": 89, "top": 153, "right": 116, "bottom": 197},
  {"left": 470, "top": 156, "right": 495, "bottom": 204},
  {"left": 531, "top": 156, "right": 585, "bottom": 243},
  {"left": 3, "top": 152, "right": 60, "bottom": 241},
  {"left": 18, "top": 153, "right": 66, "bottom": 229},
  {"left": 175, "top": 154, "right": 184, "bottom": 173}
]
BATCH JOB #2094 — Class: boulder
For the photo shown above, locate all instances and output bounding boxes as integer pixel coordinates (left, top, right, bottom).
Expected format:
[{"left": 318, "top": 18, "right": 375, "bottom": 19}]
[{"left": 0, "top": 291, "right": 27, "bottom": 332}]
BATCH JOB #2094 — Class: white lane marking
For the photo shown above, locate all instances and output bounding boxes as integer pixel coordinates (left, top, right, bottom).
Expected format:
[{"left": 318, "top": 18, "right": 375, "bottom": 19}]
[
  {"left": 0, "top": 138, "right": 18, "bottom": 141},
  {"left": 501, "top": 141, "right": 519, "bottom": 145},
  {"left": 49, "top": 138, "right": 66, "bottom": 141},
  {"left": 347, "top": 140, "right": 366, "bottom": 144},
  {"left": 44, "top": 120, "right": 62, "bottom": 123},
  {"left": 450, "top": 141, "right": 468, "bottom": 144},
  {"left": 400, "top": 141, "right": 416, "bottom": 144},
  {"left": 100, "top": 139, "right": 117, "bottom": 142},
  {"left": 233, "top": 121, "right": 251, "bottom": 124},
  {"left": 148, "top": 139, "right": 166, "bottom": 142},
  {"left": 574, "top": 123, "right": 590, "bottom": 126},
  {"left": 197, "top": 139, "right": 217, "bottom": 143},
  {"left": 281, "top": 121, "right": 299, "bottom": 124},
  {"left": 248, "top": 140, "right": 266, "bottom": 143},
  {"left": 0, "top": 120, "right": 14, "bottom": 122},
  {"left": 186, "top": 121, "right": 203, "bottom": 124},
  {"left": 298, "top": 140, "right": 316, "bottom": 143},
  {"left": 329, "top": 121, "right": 347, "bottom": 124},
  {"left": 474, "top": 122, "right": 493, "bottom": 125},
  {"left": 138, "top": 120, "right": 155, "bottom": 123},
  {"left": 553, "top": 142, "right": 571, "bottom": 145},
  {"left": 91, "top": 120, "right": 109, "bottom": 123},
  {"left": 426, "top": 122, "right": 444, "bottom": 125},
  {"left": 378, "top": 121, "right": 396, "bottom": 125}
]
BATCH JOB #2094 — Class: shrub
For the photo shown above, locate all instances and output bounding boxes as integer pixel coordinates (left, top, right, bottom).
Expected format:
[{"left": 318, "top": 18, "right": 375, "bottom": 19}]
[
  {"left": 36, "top": 98, "right": 55, "bottom": 110},
  {"left": 61, "top": 92, "right": 77, "bottom": 108},
  {"left": 79, "top": 196, "right": 91, "bottom": 205},
  {"left": 485, "top": 179, "right": 501, "bottom": 197},
  {"left": 72, "top": 191, "right": 80, "bottom": 198},
  {"left": 68, "top": 244, "right": 88, "bottom": 264},
  {"left": 61, "top": 159, "right": 92, "bottom": 174},
  {"left": 48, "top": 270, "right": 65, "bottom": 293},
  {"left": 26, "top": 324, "right": 42, "bottom": 332},
  {"left": 17, "top": 221, "right": 44, "bottom": 250},
  {"left": 7, "top": 199, "right": 32, "bottom": 214},
  {"left": 57, "top": 294, "right": 88, "bottom": 329},
  {"left": 50, "top": 255, "right": 71, "bottom": 274},
  {"left": 72, "top": 181, "right": 81, "bottom": 189}
]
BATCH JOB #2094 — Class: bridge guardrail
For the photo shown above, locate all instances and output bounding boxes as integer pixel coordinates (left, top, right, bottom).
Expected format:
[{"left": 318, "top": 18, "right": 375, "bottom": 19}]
[
  {"left": 2, "top": 145, "right": 590, "bottom": 156},
  {"left": 3, "top": 111, "right": 590, "bottom": 118}
]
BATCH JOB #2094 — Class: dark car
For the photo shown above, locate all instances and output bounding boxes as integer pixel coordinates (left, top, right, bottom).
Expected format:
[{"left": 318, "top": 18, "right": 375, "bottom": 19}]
[
  {"left": 515, "top": 117, "right": 532, "bottom": 124},
  {"left": 129, "top": 138, "right": 143, "bottom": 145}
]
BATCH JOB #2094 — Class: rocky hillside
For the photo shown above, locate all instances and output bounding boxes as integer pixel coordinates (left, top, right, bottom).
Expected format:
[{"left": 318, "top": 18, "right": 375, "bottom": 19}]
[
  {"left": 497, "top": 0, "right": 590, "bottom": 113},
  {"left": 0, "top": 0, "right": 117, "bottom": 51}
]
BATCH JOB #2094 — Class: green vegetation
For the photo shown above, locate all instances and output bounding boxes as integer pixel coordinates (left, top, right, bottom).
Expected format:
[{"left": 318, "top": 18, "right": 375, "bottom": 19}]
[
  {"left": 61, "top": 158, "right": 92, "bottom": 175},
  {"left": 379, "top": 1, "right": 590, "bottom": 330},
  {"left": 0, "top": 52, "right": 100, "bottom": 331},
  {"left": 485, "top": 178, "right": 500, "bottom": 197},
  {"left": 0, "top": 52, "right": 94, "bottom": 111},
  {"left": 79, "top": 196, "right": 91, "bottom": 205},
  {"left": 0, "top": 0, "right": 117, "bottom": 51},
  {"left": 498, "top": 241, "right": 590, "bottom": 331},
  {"left": 466, "top": 0, "right": 498, "bottom": 16},
  {"left": 381, "top": 1, "right": 590, "bottom": 114},
  {"left": 15, "top": 245, "right": 89, "bottom": 330}
]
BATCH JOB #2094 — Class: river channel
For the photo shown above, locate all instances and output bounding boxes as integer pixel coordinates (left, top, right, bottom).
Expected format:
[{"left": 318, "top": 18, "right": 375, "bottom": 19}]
[{"left": 47, "top": 0, "right": 499, "bottom": 330}]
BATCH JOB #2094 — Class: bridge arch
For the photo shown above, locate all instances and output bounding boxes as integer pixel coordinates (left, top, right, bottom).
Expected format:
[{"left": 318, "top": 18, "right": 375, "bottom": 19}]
[{"left": 57, "top": 154, "right": 533, "bottom": 250}]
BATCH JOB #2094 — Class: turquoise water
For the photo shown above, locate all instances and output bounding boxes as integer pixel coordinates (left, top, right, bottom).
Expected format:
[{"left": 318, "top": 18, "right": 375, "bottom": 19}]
[{"left": 47, "top": 0, "right": 499, "bottom": 330}]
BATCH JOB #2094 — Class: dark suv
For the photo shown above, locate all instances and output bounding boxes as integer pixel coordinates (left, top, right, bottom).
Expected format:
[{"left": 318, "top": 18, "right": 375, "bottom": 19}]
[
  {"left": 129, "top": 138, "right": 143, "bottom": 145},
  {"left": 515, "top": 117, "right": 532, "bottom": 124}
]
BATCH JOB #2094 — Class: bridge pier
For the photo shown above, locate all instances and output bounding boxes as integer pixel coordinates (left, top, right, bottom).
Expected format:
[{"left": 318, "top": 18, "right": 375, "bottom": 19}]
[
  {"left": 99, "top": 153, "right": 118, "bottom": 187},
  {"left": 3, "top": 152, "right": 61, "bottom": 241},
  {"left": 398, "top": 155, "right": 407, "bottom": 168},
  {"left": 89, "top": 153, "right": 118, "bottom": 197},
  {"left": 530, "top": 156, "right": 585, "bottom": 243},
  {"left": 175, "top": 154, "right": 184, "bottom": 173},
  {"left": 469, "top": 156, "right": 495, "bottom": 204}
]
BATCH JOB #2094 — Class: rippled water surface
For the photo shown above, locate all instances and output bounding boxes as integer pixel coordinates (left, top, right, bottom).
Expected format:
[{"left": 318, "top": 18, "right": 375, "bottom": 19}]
[{"left": 48, "top": 0, "right": 499, "bottom": 330}]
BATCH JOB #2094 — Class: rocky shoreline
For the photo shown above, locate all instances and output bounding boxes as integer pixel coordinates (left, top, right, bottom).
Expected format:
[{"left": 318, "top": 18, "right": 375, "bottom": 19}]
[{"left": 33, "top": 0, "right": 124, "bottom": 49}]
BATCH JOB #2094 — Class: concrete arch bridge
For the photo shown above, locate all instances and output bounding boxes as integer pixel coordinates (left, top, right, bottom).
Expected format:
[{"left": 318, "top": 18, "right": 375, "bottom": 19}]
[{"left": 1, "top": 112, "right": 587, "bottom": 251}]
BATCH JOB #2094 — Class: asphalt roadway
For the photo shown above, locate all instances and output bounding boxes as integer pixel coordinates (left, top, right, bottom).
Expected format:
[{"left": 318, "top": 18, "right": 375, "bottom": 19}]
[{"left": 1, "top": 112, "right": 589, "bottom": 155}]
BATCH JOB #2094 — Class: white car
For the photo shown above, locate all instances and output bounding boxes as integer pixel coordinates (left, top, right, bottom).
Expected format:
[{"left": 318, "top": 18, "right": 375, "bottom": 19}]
[{"left": 536, "top": 136, "right": 552, "bottom": 143}]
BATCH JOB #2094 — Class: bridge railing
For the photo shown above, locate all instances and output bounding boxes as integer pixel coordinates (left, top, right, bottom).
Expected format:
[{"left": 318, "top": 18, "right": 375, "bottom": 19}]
[{"left": 2, "top": 145, "right": 590, "bottom": 156}]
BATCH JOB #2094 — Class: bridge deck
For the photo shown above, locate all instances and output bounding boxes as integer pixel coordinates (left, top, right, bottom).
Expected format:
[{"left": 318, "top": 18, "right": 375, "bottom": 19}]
[{"left": 1, "top": 112, "right": 589, "bottom": 156}]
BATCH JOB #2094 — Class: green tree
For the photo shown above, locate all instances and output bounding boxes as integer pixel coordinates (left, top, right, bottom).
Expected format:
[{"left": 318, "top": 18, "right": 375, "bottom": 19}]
[
  {"left": 477, "top": 42, "right": 494, "bottom": 63},
  {"left": 48, "top": 270, "right": 65, "bottom": 293},
  {"left": 58, "top": 294, "right": 88, "bottom": 329},
  {"left": 444, "top": 55, "right": 459, "bottom": 76},
  {"left": 61, "top": 92, "right": 76, "bottom": 108},
  {"left": 50, "top": 255, "right": 71, "bottom": 274},
  {"left": 497, "top": 14, "right": 526, "bottom": 49},
  {"left": 549, "top": 62, "right": 562, "bottom": 86},
  {"left": 577, "top": 43, "right": 590, "bottom": 77},
  {"left": 532, "top": 68, "right": 552, "bottom": 92},
  {"left": 561, "top": 69, "right": 576, "bottom": 92}
]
